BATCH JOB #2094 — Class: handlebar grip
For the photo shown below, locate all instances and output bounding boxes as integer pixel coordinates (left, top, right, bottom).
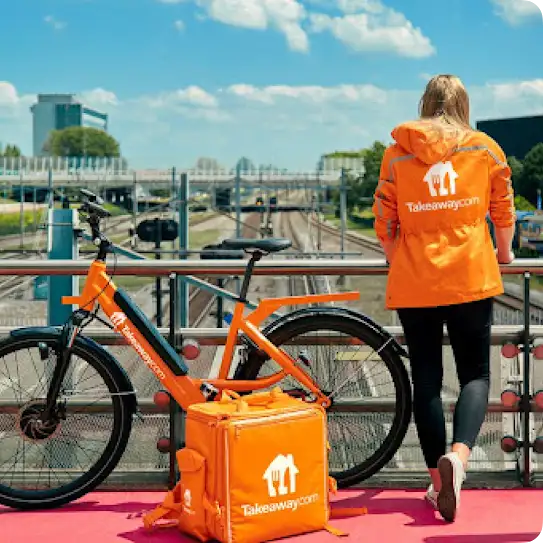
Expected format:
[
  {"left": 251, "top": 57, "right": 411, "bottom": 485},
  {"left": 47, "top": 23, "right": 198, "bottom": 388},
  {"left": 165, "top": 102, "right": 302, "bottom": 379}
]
[{"left": 85, "top": 201, "right": 111, "bottom": 219}]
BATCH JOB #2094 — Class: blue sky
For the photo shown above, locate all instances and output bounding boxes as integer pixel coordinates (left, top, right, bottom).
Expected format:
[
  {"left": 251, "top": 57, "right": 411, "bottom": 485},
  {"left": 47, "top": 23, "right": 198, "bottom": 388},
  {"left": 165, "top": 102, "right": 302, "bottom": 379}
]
[{"left": 0, "top": 0, "right": 542, "bottom": 169}]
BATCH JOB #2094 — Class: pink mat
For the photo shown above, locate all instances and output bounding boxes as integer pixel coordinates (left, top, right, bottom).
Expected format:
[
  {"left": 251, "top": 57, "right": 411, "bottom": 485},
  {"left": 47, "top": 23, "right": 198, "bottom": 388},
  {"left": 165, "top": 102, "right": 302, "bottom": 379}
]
[{"left": 1, "top": 489, "right": 542, "bottom": 543}]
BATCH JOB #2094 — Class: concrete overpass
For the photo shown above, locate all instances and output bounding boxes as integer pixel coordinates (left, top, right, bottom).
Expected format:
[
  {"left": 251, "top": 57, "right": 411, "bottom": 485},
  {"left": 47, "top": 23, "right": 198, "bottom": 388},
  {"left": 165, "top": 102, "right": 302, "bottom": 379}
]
[{"left": 0, "top": 157, "right": 342, "bottom": 189}]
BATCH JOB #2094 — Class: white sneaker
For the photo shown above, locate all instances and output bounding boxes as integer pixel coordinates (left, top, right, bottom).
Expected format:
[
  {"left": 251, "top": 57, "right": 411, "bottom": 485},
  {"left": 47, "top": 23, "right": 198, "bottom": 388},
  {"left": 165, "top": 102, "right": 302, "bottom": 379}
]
[
  {"left": 425, "top": 484, "right": 438, "bottom": 510},
  {"left": 437, "top": 452, "right": 466, "bottom": 522}
]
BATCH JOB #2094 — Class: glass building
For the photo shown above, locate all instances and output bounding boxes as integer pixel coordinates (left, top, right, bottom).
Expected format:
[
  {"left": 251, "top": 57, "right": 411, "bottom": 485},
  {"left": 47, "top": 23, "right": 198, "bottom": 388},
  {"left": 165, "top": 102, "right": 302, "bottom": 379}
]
[
  {"left": 30, "top": 94, "right": 109, "bottom": 157},
  {"left": 476, "top": 115, "right": 543, "bottom": 160}
]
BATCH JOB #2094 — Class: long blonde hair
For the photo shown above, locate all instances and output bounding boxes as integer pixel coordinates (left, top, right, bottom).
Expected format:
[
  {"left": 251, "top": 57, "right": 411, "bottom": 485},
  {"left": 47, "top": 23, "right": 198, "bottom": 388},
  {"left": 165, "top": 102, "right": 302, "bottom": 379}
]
[{"left": 417, "top": 74, "right": 474, "bottom": 142}]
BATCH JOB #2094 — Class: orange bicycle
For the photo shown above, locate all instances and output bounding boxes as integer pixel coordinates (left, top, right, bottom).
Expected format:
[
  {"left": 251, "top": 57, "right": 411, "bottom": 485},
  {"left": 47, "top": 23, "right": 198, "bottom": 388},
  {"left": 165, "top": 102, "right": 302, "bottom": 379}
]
[{"left": 0, "top": 190, "right": 412, "bottom": 510}]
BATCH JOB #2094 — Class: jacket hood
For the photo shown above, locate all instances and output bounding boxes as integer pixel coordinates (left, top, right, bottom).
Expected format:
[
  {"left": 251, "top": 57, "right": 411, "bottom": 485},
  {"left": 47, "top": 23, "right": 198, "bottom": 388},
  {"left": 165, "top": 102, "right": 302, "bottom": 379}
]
[{"left": 391, "top": 120, "right": 463, "bottom": 165}]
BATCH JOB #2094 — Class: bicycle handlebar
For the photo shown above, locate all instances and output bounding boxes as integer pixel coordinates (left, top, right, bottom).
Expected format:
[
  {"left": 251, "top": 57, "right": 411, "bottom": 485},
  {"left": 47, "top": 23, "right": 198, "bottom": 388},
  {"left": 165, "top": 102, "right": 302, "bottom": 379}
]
[{"left": 78, "top": 189, "right": 112, "bottom": 259}]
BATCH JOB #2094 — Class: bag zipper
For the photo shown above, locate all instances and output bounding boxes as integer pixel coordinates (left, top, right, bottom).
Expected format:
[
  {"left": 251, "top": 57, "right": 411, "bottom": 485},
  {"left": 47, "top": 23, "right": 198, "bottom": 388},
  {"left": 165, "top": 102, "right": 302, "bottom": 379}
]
[{"left": 231, "top": 410, "right": 318, "bottom": 438}]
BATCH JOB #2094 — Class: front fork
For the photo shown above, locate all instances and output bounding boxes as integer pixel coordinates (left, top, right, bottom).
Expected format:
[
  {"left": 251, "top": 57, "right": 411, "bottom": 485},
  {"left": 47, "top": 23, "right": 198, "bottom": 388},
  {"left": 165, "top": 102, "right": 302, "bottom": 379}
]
[{"left": 43, "top": 310, "right": 87, "bottom": 420}]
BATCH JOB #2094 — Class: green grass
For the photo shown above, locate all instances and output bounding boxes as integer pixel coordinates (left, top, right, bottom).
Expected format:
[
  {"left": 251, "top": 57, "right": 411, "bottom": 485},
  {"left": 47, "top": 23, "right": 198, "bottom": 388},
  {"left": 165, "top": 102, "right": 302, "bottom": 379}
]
[
  {"left": 323, "top": 213, "right": 377, "bottom": 238},
  {"left": 190, "top": 229, "right": 221, "bottom": 249},
  {"left": 0, "top": 210, "right": 42, "bottom": 237},
  {"left": 190, "top": 211, "right": 219, "bottom": 226}
]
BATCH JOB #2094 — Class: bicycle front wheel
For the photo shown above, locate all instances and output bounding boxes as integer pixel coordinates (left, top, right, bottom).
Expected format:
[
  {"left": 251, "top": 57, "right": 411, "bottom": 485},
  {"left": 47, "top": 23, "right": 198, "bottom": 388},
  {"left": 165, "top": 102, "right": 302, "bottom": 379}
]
[
  {"left": 235, "top": 311, "right": 412, "bottom": 488},
  {"left": 0, "top": 333, "right": 134, "bottom": 510}
]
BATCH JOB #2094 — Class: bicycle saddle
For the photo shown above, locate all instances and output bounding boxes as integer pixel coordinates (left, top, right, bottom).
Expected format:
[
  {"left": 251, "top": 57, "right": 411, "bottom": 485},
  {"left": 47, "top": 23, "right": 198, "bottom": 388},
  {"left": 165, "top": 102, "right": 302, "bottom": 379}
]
[{"left": 222, "top": 238, "right": 292, "bottom": 253}]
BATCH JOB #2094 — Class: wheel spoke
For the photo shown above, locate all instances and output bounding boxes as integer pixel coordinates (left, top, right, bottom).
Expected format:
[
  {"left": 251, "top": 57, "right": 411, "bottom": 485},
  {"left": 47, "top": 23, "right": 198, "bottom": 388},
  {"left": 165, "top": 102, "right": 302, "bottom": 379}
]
[
  {"left": 236, "top": 314, "right": 411, "bottom": 487},
  {"left": 0, "top": 336, "right": 131, "bottom": 509}
]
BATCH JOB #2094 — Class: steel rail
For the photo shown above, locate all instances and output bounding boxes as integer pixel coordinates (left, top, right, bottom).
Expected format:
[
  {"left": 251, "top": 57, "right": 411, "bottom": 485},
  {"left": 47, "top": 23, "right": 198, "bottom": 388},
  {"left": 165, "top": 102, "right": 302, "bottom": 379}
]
[{"left": 0, "top": 258, "right": 542, "bottom": 276}]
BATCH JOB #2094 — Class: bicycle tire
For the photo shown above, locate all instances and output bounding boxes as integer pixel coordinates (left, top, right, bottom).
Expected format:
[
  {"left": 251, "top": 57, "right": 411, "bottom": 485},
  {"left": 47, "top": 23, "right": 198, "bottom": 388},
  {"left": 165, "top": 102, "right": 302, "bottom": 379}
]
[
  {"left": 0, "top": 333, "right": 134, "bottom": 510},
  {"left": 234, "top": 311, "right": 412, "bottom": 488}
]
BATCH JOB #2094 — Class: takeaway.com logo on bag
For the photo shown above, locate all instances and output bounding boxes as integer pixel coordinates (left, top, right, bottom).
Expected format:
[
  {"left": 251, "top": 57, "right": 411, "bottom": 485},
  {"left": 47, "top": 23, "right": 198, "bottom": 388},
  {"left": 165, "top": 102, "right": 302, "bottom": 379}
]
[
  {"left": 240, "top": 454, "right": 319, "bottom": 517},
  {"left": 405, "top": 161, "right": 480, "bottom": 213}
]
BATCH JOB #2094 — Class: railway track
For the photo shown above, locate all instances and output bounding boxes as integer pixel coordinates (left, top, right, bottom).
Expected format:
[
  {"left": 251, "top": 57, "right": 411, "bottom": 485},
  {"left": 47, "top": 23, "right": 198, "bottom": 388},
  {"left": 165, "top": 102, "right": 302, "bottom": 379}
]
[
  {"left": 307, "top": 212, "right": 543, "bottom": 324},
  {"left": 308, "top": 214, "right": 383, "bottom": 255},
  {"left": 279, "top": 212, "right": 320, "bottom": 296},
  {"left": 149, "top": 212, "right": 262, "bottom": 328},
  {"left": 0, "top": 209, "right": 232, "bottom": 327}
]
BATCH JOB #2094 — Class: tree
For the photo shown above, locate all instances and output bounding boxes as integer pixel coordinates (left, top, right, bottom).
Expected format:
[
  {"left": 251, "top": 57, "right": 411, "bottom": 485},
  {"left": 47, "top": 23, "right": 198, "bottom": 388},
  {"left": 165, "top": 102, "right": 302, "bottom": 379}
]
[
  {"left": 44, "top": 126, "right": 121, "bottom": 157},
  {"left": 516, "top": 143, "right": 543, "bottom": 204},
  {"left": 195, "top": 157, "right": 222, "bottom": 170},
  {"left": 360, "top": 141, "right": 387, "bottom": 198},
  {"left": 323, "top": 141, "right": 387, "bottom": 211},
  {"left": 235, "top": 157, "right": 255, "bottom": 172},
  {"left": 508, "top": 156, "right": 523, "bottom": 191},
  {"left": 1, "top": 144, "right": 21, "bottom": 157},
  {"left": 514, "top": 195, "right": 535, "bottom": 211}
]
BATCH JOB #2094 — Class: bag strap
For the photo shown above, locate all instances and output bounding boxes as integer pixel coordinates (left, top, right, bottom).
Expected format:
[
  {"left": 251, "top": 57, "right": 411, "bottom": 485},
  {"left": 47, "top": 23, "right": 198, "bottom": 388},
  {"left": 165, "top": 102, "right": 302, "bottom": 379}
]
[
  {"left": 143, "top": 483, "right": 183, "bottom": 530},
  {"left": 143, "top": 482, "right": 218, "bottom": 531},
  {"left": 325, "top": 477, "right": 368, "bottom": 537}
]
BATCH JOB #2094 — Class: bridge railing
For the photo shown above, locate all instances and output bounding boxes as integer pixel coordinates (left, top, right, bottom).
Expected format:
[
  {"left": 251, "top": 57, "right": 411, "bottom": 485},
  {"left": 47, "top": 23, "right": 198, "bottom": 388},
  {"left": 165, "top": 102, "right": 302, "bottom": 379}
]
[{"left": 0, "top": 258, "right": 541, "bottom": 489}]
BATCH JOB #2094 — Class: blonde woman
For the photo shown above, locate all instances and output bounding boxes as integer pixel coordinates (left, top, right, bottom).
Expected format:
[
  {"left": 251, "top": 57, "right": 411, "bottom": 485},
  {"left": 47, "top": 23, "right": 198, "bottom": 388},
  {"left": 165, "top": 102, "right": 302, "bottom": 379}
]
[{"left": 372, "top": 74, "right": 516, "bottom": 522}]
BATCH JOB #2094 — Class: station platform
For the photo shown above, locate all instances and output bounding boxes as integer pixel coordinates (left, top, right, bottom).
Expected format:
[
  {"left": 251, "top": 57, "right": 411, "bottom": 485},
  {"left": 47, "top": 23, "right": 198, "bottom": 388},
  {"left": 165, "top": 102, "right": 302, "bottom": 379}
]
[{"left": 1, "top": 488, "right": 541, "bottom": 543}]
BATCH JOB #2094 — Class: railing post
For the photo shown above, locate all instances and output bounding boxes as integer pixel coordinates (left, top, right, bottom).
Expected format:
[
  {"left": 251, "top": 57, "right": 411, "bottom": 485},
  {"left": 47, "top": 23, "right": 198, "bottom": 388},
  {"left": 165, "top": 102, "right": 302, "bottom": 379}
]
[
  {"left": 235, "top": 165, "right": 242, "bottom": 238},
  {"left": 172, "top": 171, "right": 189, "bottom": 483},
  {"left": 47, "top": 202, "right": 79, "bottom": 326},
  {"left": 521, "top": 271, "right": 534, "bottom": 486},
  {"left": 178, "top": 172, "right": 189, "bottom": 327},
  {"left": 154, "top": 217, "right": 163, "bottom": 327},
  {"left": 19, "top": 175, "right": 24, "bottom": 249},
  {"left": 339, "top": 167, "right": 346, "bottom": 258},
  {"left": 168, "top": 272, "right": 180, "bottom": 488}
]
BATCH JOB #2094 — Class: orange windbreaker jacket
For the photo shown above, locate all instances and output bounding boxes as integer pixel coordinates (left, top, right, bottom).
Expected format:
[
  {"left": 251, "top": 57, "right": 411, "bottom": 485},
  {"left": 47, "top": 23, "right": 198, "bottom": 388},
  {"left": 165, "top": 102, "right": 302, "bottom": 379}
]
[{"left": 372, "top": 120, "right": 515, "bottom": 309}]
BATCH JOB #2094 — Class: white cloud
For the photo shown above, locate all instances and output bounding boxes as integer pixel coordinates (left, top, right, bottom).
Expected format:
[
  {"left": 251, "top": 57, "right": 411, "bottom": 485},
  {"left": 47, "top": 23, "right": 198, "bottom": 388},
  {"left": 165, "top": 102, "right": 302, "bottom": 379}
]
[
  {"left": 0, "top": 82, "right": 19, "bottom": 106},
  {"left": 80, "top": 88, "right": 119, "bottom": 108},
  {"left": 337, "top": 0, "right": 384, "bottom": 14},
  {"left": 174, "top": 19, "right": 185, "bottom": 30},
  {"left": 308, "top": 4, "right": 436, "bottom": 58},
  {"left": 44, "top": 15, "right": 67, "bottom": 30},
  {"left": 226, "top": 83, "right": 388, "bottom": 104},
  {"left": 155, "top": 0, "right": 433, "bottom": 56},
  {"left": 490, "top": 79, "right": 543, "bottom": 100},
  {"left": 1, "top": 78, "right": 543, "bottom": 169},
  {"left": 490, "top": 0, "right": 542, "bottom": 25},
  {"left": 195, "top": 0, "right": 309, "bottom": 52}
]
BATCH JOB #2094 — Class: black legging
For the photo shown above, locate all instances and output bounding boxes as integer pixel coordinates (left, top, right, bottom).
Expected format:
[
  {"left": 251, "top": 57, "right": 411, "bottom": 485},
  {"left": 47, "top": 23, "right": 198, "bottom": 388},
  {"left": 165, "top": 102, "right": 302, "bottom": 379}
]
[{"left": 397, "top": 297, "right": 493, "bottom": 469}]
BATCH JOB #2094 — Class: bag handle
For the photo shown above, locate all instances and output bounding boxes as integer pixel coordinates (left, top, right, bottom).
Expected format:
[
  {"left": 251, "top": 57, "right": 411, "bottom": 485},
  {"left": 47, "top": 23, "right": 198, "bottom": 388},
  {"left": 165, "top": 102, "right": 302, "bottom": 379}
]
[{"left": 219, "top": 387, "right": 288, "bottom": 411}]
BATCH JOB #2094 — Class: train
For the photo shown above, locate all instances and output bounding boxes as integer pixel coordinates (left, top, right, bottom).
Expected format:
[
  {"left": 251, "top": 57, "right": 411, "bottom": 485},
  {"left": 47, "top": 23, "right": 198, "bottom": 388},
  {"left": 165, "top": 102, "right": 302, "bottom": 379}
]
[{"left": 255, "top": 195, "right": 278, "bottom": 206}]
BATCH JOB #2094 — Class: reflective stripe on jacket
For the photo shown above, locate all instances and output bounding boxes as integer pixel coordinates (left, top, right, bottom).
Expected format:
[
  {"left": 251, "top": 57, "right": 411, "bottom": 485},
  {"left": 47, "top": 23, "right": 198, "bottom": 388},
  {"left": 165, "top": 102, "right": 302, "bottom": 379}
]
[{"left": 372, "top": 120, "right": 515, "bottom": 309}]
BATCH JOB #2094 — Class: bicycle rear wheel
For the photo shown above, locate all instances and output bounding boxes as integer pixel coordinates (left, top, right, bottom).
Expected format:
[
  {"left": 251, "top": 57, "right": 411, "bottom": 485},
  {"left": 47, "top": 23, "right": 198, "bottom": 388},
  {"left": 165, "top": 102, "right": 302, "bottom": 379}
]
[
  {"left": 0, "top": 333, "right": 134, "bottom": 510},
  {"left": 234, "top": 311, "right": 412, "bottom": 488}
]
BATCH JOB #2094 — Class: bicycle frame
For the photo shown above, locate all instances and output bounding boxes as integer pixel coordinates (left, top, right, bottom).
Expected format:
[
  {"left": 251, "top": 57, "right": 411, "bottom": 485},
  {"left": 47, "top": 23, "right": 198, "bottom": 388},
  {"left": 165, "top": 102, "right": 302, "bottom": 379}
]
[{"left": 62, "top": 259, "right": 361, "bottom": 410}]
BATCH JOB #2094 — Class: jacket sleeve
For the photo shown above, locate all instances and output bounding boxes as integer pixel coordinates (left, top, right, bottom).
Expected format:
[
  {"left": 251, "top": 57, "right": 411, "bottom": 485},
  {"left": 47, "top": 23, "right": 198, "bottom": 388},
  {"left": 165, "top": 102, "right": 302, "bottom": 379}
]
[
  {"left": 372, "top": 148, "right": 399, "bottom": 242},
  {"left": 488, "top": 144, "right": 515, "bottom": 228}
]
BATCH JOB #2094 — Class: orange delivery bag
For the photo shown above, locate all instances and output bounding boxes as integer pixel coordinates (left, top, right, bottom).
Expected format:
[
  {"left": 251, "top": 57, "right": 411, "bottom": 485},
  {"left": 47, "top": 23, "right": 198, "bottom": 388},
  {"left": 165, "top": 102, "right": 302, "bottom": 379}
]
[{"left": 143, "top": 387, "right": 366, "bottom": 543}]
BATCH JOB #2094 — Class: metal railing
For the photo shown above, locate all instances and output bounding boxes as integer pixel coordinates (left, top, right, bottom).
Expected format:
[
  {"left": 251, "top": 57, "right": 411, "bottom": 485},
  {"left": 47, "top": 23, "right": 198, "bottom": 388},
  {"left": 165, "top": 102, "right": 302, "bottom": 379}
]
[
  {"left": 0, "top": 257, "right": 542, "bottom": 276},
  {"left": 0, "top": 258, "right": 542, "bottom": 488}
]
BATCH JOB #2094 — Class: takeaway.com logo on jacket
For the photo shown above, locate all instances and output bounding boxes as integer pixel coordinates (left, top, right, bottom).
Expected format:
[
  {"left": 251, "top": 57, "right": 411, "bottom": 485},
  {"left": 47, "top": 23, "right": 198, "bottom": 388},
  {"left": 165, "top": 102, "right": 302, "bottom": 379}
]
[
  {"left": 405, "top": 160, "right": 480, "bottom": 213},
  {"left": 240, "top": 454, "right": 319, "bottom": 517}
]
